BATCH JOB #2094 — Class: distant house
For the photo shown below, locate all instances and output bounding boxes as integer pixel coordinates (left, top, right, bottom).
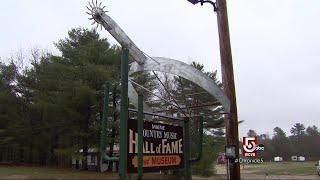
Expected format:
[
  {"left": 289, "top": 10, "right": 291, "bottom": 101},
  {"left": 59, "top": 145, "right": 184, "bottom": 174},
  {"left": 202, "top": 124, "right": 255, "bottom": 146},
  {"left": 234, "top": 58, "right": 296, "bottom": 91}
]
[
  {"left": 72, "top": 145, "right": 119, "bottom": 172},
  {"left": 274, "top": 156, "right": 283, "bottom": 162},
  {"left": 298, "top": 156, "right": 305, "bottom": 162},
  {"left": 291, "top": 155, "right": 305, "bottom": 162},
  {"left": 291, "top": 156, "right": 298, "bottom": 161}
]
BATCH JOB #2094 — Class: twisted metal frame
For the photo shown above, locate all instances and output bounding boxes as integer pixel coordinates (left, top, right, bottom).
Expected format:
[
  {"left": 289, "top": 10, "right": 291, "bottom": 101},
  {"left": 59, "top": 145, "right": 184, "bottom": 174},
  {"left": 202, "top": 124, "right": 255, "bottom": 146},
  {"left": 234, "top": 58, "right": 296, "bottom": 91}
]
[{"left": 86, "top": 0, "right": 230, "bottom": 113}]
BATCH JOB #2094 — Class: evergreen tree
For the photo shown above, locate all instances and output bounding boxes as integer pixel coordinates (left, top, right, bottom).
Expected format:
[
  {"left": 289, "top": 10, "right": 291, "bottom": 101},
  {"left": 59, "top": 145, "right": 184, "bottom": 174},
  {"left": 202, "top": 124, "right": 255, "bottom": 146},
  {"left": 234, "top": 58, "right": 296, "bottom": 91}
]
[
  {"left": 290, "top": 123, "right": 306, "bottom": 156},
  {"left": 247, "top": 129, "right": 257, "bottom": 137},
  {"left": 271, "top": 127, "right": 292, "bottom": 160},
  {"left": 0, "top": 28, "right": 123, "bottom": 166}
]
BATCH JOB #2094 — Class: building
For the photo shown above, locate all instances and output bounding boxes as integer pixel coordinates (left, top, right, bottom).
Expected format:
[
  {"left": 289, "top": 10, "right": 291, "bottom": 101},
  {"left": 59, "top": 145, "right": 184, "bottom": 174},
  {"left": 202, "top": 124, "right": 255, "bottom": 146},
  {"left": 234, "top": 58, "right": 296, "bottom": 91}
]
[
  {"left": 291, "top": 156, "right": 298, "bottom": 161},
  {"left": 291, "top": 155, "right": 306, "bottom": 162},
  {"left": 274, "top": 156, "right": 283, "bottom": 162},
  {"left": 72, "top": 145, "right": 119, "bottom": 172},
  {"left": 298, "top": 156, "right": 305, "bottom": 162}
]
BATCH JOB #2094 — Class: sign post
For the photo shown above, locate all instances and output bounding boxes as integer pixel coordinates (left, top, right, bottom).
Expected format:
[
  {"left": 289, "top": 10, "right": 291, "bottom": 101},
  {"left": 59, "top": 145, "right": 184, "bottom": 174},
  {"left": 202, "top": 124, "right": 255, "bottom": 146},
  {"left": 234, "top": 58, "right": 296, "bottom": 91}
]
[
  {"left": 100, "top": 82, "right": 110, "bottom": 169},
  {"left": 137, "top": 94, "right": 144, "bottom": 180},
  {"left": 183, "top": 118, "right": 191, "bottom": 180},
  {"left": 100, "top": 82, "right": 119, "bottom": 172},
  {"left": 119, "top": 48, "right": 129, "bottom": 179}
]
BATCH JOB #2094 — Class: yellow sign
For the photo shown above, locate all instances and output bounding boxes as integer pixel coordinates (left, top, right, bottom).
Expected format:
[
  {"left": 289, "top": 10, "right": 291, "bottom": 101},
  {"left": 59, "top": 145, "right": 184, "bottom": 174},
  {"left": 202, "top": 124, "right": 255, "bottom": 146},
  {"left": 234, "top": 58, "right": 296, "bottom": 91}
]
[
  {"left": 127, "top": 119, "right": 183, "bottom": 172},
  {"left": 131, "top": 155, "right": 181, "bottom": 168}
]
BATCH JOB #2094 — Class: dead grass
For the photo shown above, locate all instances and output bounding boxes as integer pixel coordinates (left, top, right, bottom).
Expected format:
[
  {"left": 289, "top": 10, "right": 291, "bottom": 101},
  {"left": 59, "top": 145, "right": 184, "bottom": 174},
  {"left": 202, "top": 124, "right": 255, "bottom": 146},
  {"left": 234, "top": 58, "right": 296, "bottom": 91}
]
[
  {"left": 0, "top": 165, "right": 179, "bottom": 179},
  {"left": 242, "top": 161, "right": 317, "bottom": 175}
]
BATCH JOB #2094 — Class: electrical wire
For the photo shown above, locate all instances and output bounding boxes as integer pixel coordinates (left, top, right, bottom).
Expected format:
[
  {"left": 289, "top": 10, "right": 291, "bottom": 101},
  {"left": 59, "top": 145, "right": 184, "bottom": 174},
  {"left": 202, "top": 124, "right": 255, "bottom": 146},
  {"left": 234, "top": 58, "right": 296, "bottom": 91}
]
[
  {"left": 128, "top": 79, "right": 183, "bottom": 111},
  {"left": 152, "top": 71, "right": 188, "bottom": 117},
  {"left": 142, "top": 52, "right": 160, "bottom": 65}
]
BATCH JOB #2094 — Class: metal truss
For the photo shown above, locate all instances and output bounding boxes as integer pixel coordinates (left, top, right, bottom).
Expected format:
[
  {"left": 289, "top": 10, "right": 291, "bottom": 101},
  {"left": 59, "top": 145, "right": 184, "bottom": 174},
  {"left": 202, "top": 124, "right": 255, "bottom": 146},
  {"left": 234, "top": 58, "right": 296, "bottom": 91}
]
[{"left": 86, "top": 0, "right": 230, "bottom": 114}]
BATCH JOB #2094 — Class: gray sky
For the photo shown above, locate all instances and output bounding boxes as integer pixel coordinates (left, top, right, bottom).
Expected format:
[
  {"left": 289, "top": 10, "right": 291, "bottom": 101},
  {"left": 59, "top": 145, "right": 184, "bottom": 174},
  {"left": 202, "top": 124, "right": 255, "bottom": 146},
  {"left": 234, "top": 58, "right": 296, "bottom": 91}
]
[{"left": 1, "top": 0, "right": 319, "bottom": 138}]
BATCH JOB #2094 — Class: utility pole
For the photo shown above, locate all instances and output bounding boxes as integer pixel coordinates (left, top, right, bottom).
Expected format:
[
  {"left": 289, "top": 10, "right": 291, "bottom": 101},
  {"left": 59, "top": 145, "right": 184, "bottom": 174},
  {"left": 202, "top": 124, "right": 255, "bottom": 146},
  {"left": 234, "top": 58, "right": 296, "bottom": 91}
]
[
  {"left": 216, "top": 0, "right": 240, "bottom": 179},
  {"left": 186, "top": 0, "right": 240, "bottom": 178}
]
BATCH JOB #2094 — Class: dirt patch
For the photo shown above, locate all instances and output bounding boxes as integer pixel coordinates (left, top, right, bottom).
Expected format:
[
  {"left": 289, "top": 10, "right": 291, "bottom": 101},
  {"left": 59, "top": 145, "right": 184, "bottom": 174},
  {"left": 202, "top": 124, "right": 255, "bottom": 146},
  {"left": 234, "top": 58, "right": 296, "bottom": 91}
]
[
  {"left": 212, "top": 164, "right": 320, "bottom": 180},
  {"left": 243, "top": 174, "right": 319, "bottom": 180},
  {"left": 215, "top": 164, "right": 227, "bottom": 174}
]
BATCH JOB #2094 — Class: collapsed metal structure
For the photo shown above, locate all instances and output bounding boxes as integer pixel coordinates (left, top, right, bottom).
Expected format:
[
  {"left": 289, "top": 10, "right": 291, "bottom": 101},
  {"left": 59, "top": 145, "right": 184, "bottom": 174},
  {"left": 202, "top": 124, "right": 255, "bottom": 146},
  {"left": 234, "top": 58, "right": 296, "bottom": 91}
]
[
  {"left": 86, "top": 0, "right": 231, "bottom": 179},
  {"left": 86, "top": 1, "right": 230, "bottom": 113}
]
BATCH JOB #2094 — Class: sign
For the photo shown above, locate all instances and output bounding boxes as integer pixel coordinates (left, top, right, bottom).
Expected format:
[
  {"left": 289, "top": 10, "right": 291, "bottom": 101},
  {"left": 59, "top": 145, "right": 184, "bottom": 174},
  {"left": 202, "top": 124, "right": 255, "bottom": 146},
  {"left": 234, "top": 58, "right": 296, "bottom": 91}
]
[
  {"left": 242, "top": 136, "right": 264, "bottom": 157},
  {"left": 127, "top": 119, "right": 183, "bottom": 172}
]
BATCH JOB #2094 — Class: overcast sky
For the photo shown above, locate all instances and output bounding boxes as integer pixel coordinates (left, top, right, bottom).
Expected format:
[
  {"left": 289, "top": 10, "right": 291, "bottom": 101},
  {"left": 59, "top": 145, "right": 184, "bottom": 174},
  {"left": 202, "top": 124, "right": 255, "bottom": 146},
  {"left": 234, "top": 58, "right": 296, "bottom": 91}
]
[{"left": 1, "top": 0, "right": 319, "bottom": 138}]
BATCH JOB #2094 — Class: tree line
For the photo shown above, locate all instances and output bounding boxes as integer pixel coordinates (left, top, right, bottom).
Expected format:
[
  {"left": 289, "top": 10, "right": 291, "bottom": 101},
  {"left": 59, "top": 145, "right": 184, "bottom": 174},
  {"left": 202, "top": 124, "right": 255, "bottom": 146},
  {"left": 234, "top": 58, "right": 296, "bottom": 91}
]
[
  {"left": 0, "top": 27, "right": 224, "bottom": 173},
  {"left": 246, "top": 123, "right": 320, "bottom": 161}
]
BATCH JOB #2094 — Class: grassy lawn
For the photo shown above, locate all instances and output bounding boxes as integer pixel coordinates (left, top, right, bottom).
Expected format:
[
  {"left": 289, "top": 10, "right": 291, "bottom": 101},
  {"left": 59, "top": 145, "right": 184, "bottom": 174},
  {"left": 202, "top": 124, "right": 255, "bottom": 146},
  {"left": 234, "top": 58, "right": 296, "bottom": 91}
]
[
  {"left": 0, "top": 165, "right": 180, "bottom": 179},
  {"left": 0, "top": 165, "right": 111, "bottom": 179},
  {"left": 242, "top": 161, "right": 317, "bottom": 175}
]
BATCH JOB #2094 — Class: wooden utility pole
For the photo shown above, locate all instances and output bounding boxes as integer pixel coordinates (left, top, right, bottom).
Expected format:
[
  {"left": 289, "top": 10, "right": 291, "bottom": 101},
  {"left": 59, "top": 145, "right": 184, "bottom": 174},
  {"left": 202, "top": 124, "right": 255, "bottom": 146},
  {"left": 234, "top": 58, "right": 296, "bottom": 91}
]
[{"left": 216, "top": 0, "right": 240, "bottom": 179}]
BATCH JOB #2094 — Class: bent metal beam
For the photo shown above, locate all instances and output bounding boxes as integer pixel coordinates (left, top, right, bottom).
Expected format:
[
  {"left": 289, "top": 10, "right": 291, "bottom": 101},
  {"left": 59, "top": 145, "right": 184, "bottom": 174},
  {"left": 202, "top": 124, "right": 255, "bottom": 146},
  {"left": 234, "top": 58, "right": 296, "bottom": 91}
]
[
  {"left": 86, "top": 1, "right": 230, "bottom": 113},
  {"left": 130, "top": 57, "right": 230, "bottom": 113}
]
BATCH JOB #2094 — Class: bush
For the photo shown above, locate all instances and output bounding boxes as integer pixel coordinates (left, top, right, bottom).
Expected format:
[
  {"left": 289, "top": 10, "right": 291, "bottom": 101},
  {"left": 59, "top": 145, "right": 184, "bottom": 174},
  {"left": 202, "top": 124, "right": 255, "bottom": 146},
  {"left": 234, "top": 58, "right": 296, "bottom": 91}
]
[{"left": 191, "top": 136, "right": 224, "bottom": 177}]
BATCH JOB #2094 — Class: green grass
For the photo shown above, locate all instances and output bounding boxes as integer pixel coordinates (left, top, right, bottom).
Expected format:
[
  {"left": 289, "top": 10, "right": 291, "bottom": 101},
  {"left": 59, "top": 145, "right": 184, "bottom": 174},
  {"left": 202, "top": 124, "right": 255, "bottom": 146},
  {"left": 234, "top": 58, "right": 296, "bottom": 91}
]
[
  {"left": 0, "top": 165, "right": 180, "bottom": 179},
  {"left": 0, "top": 165, "right": 108, "bottom": 179},
  {"left": 243, "top": 161, "right": 317, "bottom": 175}
]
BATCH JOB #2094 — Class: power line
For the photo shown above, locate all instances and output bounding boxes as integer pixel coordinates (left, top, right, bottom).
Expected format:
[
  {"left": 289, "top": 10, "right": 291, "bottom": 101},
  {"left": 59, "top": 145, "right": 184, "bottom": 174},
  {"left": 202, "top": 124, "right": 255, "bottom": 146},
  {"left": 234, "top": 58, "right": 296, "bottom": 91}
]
[
  {"left": 128, "top": 79, "right": 182, "bottom": 111},
  {"left": 152, "top": 71, "right": 188, "bottom": 117},
  {"left": 142, "top": 52, "right": 160, "bottom": 65}
]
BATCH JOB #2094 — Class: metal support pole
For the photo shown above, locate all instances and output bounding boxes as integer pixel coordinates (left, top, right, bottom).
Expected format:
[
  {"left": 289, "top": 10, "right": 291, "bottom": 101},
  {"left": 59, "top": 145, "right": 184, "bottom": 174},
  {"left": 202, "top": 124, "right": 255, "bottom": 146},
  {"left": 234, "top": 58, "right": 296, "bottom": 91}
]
[
  {"left": 137, "top": 94, "right": 144, "bottom": 180},
  {"left": 183, "top": 118, "right": 191, "bottom": 180},
  {"left": 216, "top": 0, "right": 240, "bottom": 179},
  {"left": 100, "top": 82, "right": 119, "bottom": 169},
  {"left": 100, "top": 82, "right": 109, "bottom": 171},
  {"left": 119, "top": 48, "right": 129, "bottom": 179},
  {"left": 190, "top": 116, "right": 204, "bottom": 163}
]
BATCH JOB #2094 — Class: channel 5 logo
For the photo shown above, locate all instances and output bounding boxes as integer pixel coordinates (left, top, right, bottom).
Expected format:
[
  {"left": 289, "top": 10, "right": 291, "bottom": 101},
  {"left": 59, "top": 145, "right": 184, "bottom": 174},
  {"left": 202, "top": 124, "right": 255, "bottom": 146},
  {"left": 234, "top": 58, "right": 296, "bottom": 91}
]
[{"left": 242, "top": 137, "right": 264, "bottom": 157}]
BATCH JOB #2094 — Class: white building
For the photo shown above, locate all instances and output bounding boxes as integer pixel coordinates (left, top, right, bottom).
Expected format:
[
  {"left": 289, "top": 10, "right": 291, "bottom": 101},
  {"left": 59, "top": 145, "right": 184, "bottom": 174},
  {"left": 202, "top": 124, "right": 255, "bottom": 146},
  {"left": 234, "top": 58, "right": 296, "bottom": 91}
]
[{"left": 274, "top": 156, "right": 283, "bottom": 162}]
